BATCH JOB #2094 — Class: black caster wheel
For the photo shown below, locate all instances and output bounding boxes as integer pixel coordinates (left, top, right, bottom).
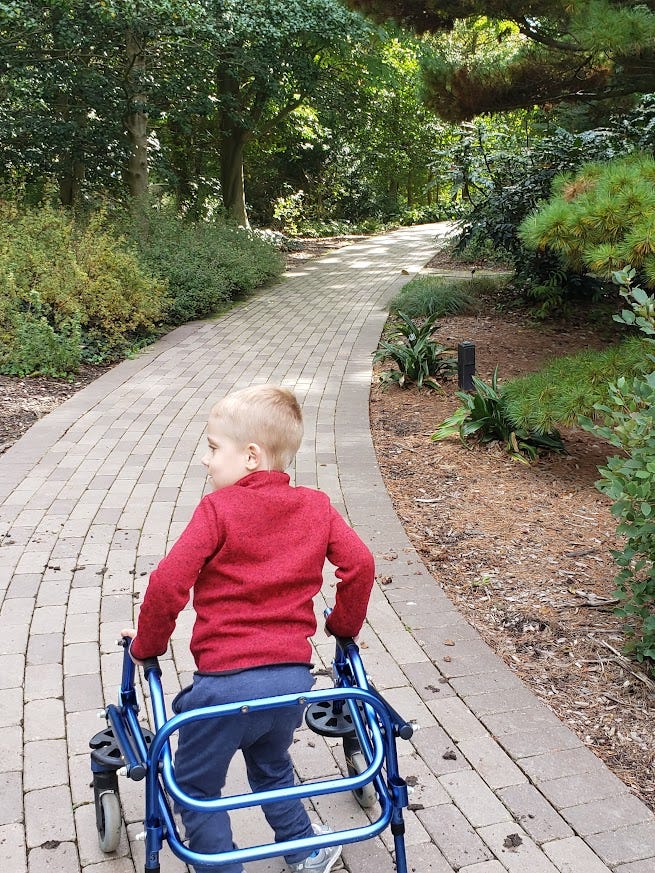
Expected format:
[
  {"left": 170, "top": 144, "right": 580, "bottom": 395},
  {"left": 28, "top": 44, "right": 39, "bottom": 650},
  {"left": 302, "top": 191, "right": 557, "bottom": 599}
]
[{"left": 305, "top": 700, "right": 357, "bottom": 738}]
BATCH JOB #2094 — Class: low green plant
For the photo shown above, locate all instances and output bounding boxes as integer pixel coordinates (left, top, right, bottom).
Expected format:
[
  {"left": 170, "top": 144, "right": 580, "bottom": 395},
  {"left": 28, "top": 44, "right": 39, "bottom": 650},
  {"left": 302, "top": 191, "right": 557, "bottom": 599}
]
[
  {"left": 432, "top": 368, "right": 565, "bottom": 464},
  {"left": 501, "top": 336, "right": 651, "bottom": 434},
  {"left": 0, "top": 204, "right": 167, "bottom": 375},
  {"left": 124, "top": 209, "right": 284, "bottom": 324},
  {"left": 579, "top": 267, "right": 655, "bottom": 662},
  {"left": 373, "top": 312, "right": 455, "bottom": 389},
  {"left": 389, "top": 275, "right": 479, "bottom": 319}
]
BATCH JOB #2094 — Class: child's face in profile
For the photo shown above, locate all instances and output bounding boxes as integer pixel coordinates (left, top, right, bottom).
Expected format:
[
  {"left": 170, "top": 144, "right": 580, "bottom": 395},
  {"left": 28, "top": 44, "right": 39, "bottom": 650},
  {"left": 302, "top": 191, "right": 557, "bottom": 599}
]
[{"left": 201, "top": 420, "right": 251, "bottom": 490}]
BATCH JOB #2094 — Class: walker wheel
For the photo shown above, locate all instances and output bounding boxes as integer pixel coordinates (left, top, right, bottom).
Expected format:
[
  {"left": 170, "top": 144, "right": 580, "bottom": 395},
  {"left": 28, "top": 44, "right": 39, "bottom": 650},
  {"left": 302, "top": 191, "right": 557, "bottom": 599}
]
[
  {"left": 93, "top": 774, "right": 122, "bottom": 853},
  {"left": 304, "top": 700, "right": 356, "bottom": 738},
  {"left": 346, "top": 749, "right": 378, "bottom": 809}
]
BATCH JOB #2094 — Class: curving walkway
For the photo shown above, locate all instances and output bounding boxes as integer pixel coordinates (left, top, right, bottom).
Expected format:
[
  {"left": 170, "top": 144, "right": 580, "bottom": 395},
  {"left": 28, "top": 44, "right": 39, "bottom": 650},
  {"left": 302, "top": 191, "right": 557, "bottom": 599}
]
[{"left": 1, "top": 223, "right": 654, "bottom": 873}]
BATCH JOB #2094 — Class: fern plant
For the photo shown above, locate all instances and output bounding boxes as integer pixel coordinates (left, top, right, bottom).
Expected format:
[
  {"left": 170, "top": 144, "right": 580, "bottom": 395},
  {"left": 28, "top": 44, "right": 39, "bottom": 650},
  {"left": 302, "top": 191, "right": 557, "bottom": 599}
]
[
  {"left": 373, "top": 312, "right": 455, "bottom": 390},
  {"left": 432, "top": 368, "right": 565, "bottom": 464}
]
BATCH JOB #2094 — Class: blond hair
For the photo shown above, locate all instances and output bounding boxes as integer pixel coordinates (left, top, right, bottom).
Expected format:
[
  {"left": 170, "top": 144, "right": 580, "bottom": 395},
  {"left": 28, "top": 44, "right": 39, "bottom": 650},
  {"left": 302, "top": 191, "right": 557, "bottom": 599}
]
[{"left": 209, "top": 385, "right": 303, "bottom": 471}]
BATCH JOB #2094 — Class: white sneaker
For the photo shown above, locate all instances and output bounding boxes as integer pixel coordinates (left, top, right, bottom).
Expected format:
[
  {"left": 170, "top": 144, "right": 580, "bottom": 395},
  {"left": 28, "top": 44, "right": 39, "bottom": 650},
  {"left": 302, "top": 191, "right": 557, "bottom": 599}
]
[{"left": 288, "top": 823, "right": 342, "bottom": 872}]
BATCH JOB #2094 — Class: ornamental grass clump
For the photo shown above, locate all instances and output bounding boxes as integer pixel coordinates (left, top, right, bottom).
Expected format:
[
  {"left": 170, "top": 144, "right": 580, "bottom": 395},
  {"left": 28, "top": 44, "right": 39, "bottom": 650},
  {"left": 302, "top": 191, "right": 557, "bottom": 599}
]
[{"left": 388, "top": 275, "right": 479, "bottom": 319}]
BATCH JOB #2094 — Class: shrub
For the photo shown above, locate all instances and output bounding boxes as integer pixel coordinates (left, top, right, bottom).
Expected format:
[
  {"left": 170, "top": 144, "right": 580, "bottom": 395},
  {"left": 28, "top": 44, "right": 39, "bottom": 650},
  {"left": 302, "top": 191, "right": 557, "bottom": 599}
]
[
  {"left": 501, "top": 337, "right": 651, "bottom": 433},
  {"left": 579, "top": 268, "right": 655, "bottom": 662},
  {"left": 0, "top": 204, "right": 167, "bottom": 375},
  {"left": 124, "top": 211, "right": 284, "bottom": 324},
  {"left": 432, "top": 368, "right": 565, "bottom": 464},
  {"left": 388, "top": 275, "right": 479, "bottom": 319},
  {"left": 519, "top": 153, "right": 655, "bottom": 289},
  {"left": 373, "top": 312, "right": 455, "bottom": 389}
]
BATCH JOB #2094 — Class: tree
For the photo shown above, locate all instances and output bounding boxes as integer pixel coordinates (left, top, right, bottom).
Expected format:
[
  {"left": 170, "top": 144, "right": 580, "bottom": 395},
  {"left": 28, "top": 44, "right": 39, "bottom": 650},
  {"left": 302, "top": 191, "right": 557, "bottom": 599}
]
[
  {"left": 199, "top": 0, "right": 366, "bottom": 225},
  {"left": 345, "top": 1, "right": 655, "bottom": 121}
]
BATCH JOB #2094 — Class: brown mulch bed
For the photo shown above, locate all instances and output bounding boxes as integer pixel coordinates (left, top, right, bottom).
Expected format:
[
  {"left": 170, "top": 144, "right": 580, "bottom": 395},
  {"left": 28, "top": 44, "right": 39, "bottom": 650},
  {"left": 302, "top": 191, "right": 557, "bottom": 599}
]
[
  {"left": 370, "top": 256, "right": 655, "bottom": 811},
  {"left": 2, "top": 236, "right": 654, "bottom": 812}
]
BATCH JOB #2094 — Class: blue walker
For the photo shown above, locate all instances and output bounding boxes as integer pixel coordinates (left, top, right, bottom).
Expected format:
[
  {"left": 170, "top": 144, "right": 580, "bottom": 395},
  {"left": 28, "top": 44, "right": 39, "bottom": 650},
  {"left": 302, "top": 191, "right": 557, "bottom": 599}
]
[{"left": 90, "top": 627, "right": 413, "bottom": 872}]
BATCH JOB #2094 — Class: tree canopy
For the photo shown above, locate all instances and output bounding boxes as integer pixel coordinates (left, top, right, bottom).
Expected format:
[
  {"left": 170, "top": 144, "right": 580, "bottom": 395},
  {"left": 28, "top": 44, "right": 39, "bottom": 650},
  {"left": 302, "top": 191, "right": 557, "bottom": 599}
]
[{"left": 346, "top": 0, "right": 655, "bottom": 121}]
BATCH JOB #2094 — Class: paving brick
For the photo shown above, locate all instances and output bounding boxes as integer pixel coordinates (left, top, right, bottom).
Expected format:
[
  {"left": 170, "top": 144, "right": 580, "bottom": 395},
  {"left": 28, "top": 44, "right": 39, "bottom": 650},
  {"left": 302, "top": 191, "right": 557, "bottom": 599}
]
[
  {"left": 24, "top": 785, "right": 76, "bottom": 847},
  {"left": 24, "top": 663, "right": 63, "bottom": 702},
  {"left": 614, "top": 860, "right": 655, "bottom": 873},
  {"left": 24, "top": 739, "right": 69, "bottom": 792},
  {"left": 28, "top": 841, "right": 80, "bottom": 873},
  {"left": 459, "top": 863, "right": 506, "bottom": 873},
  {"left": 497, "top": 784, "right": 572, "bottom": 844},
  {"left": 559, "top": 794, "right": 653, "bottom": 837},
  {"left": 427, "top": 696, "right": 490, "bottom": 743},
  {"left": 416, "top": 802, "right": 493, "bottom": 868},
  {"left": 542, "top": 836, "right": 612, "bottom": 873},
  {"left": 0, "top": 770, "right": 23, "bottom": 824},
  {"left": 477, "top": 823, "right": 560, "bottom": 873},
  {"left": 537, "top": 770, "right": 630, "bottom": 810},
  {"left": 26, "top": 632, "right": 63, "bottom": 666},
  {"left": 0, "top": 724, "right": 22, "bottom": 772},
  {"left": 0, "top": 821, "right": 27, "bottom": 873},
  {"left": 439, "top": 770, "right": 512, "bottom": 828},
  {"left": 0, "top": 688, "right": 23, "bottom": 728},
  {"left": 457, "top": 736, "right": 528, "bottom": 790},
  {"left": 24, "top": 698, "right": 65, "bottom": 742},
  {"left": 0, "top": 653, "right": 24, "bottom": 689},
  {"left": 75, "top": 802, "right": 130, "bottom": 867},
  {"left": 586, "top": 822, "right": 655, "bottom": 867},
  {"left": 410, "top": 724, "right": 472, "bottom": 777},
  {"left": 520, "top": 746, "right": 609, "bottom": 784}
]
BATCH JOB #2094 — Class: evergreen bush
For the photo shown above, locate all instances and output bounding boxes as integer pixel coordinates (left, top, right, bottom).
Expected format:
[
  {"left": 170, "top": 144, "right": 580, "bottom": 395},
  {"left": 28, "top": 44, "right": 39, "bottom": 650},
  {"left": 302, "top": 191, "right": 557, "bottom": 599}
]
[
  {"left": 501, "top": 337, "right": 651, "bottom": 433},
  {"left": 519, "top": 153, "right": 655, "bottom": 288}
]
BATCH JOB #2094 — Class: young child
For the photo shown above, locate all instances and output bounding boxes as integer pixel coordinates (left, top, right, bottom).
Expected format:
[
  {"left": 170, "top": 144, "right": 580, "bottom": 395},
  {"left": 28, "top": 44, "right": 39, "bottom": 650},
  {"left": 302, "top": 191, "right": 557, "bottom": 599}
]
[{"left": 122, "top": 384, "right": 375, "bottom": 873}]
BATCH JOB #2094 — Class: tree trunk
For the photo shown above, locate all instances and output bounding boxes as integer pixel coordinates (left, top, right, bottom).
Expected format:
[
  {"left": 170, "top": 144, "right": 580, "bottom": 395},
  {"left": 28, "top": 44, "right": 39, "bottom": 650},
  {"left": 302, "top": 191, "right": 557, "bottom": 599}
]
[
  {"left": 124, "top": 29, "right": 149, "bottom": 200},
  {"left": 216, "top": 66, "right": 250, "bottom": 227},
  {"left": 58, "top": 157, "right": 86, "bottom": 206},
  {"left": 219, "top": 129, "right": 249, "bottom": 226}
]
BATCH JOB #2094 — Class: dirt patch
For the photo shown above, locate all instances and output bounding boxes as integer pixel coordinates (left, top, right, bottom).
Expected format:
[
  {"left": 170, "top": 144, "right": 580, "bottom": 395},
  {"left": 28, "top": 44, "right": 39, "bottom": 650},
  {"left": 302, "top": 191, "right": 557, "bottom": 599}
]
[{"left": 370, "top": 275, "right": 655, "bottom": 810}]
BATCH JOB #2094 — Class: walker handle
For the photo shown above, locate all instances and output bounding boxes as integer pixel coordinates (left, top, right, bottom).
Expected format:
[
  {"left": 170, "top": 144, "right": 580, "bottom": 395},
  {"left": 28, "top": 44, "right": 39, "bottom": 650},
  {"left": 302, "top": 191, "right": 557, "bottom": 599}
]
[
  {"left": 120, "top": 636, "right": 162, "bottom": 678},
  {"left": 323, "top": 608, "right": 357, "bottom": 653}
]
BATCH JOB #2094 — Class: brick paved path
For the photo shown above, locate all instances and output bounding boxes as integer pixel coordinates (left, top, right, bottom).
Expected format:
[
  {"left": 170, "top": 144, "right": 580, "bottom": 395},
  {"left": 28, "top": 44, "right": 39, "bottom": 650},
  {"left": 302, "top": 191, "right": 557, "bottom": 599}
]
[{"left": 1, "top": 223, "right": 654, "bottom": 873}]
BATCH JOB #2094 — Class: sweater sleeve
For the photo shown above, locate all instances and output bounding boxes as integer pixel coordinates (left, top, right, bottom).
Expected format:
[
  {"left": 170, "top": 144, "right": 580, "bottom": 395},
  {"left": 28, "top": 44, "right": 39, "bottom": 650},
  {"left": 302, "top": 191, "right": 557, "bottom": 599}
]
[
  {"left": 130, "top": 497, "right": 224, "bottom": 660},
  {"left": 324, "top": 506, "right": 375, "bottom": 638}
]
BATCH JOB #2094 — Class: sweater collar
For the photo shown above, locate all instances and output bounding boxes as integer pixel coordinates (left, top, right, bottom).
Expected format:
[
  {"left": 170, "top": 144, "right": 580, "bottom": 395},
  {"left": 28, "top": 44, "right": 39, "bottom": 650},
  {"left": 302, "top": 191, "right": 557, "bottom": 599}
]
[{"left": 234, "top": 470, "right": 291, "bottom": 488}]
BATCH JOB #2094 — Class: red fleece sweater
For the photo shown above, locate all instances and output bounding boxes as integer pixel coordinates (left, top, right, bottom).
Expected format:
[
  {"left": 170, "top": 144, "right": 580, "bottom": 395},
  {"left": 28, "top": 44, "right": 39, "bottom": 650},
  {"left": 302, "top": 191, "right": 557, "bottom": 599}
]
[{"left": 130, "top": 471, "right": 375, "bottom": 672}]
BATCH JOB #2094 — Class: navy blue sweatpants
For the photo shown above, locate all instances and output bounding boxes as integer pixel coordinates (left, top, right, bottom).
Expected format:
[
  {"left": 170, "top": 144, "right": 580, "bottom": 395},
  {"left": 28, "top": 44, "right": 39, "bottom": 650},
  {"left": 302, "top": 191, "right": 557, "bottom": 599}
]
[{"left": 172, "top": 665, "right": 315, "bottom": 872}]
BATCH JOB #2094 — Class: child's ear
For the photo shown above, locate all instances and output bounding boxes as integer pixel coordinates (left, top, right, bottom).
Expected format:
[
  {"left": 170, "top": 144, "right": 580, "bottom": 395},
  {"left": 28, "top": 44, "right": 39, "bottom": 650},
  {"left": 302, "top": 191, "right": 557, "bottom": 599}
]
[{"left": 245, "top": 442, "right": 264, "bottom": 470}]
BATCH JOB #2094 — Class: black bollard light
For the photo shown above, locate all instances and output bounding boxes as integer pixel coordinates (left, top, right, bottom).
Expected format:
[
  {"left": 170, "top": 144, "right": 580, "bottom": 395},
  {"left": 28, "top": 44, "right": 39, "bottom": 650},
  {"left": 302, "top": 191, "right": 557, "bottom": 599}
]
[{"left": 457, "top": 341, "right": 476, "bottom": 391}]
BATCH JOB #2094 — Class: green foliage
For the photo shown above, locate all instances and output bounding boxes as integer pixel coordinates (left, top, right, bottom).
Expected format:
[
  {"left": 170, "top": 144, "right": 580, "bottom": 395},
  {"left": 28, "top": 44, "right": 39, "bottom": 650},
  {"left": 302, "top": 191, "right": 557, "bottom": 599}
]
[
  {"left": 0, "top": 204, "right": 167, "bottom": 375},
  {"left": 519, "top": 153, "right": 655, "bottom": 288},
  {"left": 501, "top": 337, "right": 650, "bottom": 434},
  {"left": 373, "top": 312, "right": 455, "bottom": 389},
  {"left": 388, "top": 273, "right": 495, "bottom": 318},
  {"left": 579, "top": 267, "right": 655, "bottom": 661},
  {"left": 432, "top": 368, "right": 565, "bottom": 464},
  {"left": 124, "top": 210, "right": 284, "bottom": 324}
]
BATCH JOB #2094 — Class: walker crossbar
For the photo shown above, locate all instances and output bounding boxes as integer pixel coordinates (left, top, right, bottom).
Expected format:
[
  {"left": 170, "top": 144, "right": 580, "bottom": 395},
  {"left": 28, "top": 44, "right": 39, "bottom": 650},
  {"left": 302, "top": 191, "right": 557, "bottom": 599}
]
[{"left": 91, "top": 640, "right": 412, "bottom": 872}]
